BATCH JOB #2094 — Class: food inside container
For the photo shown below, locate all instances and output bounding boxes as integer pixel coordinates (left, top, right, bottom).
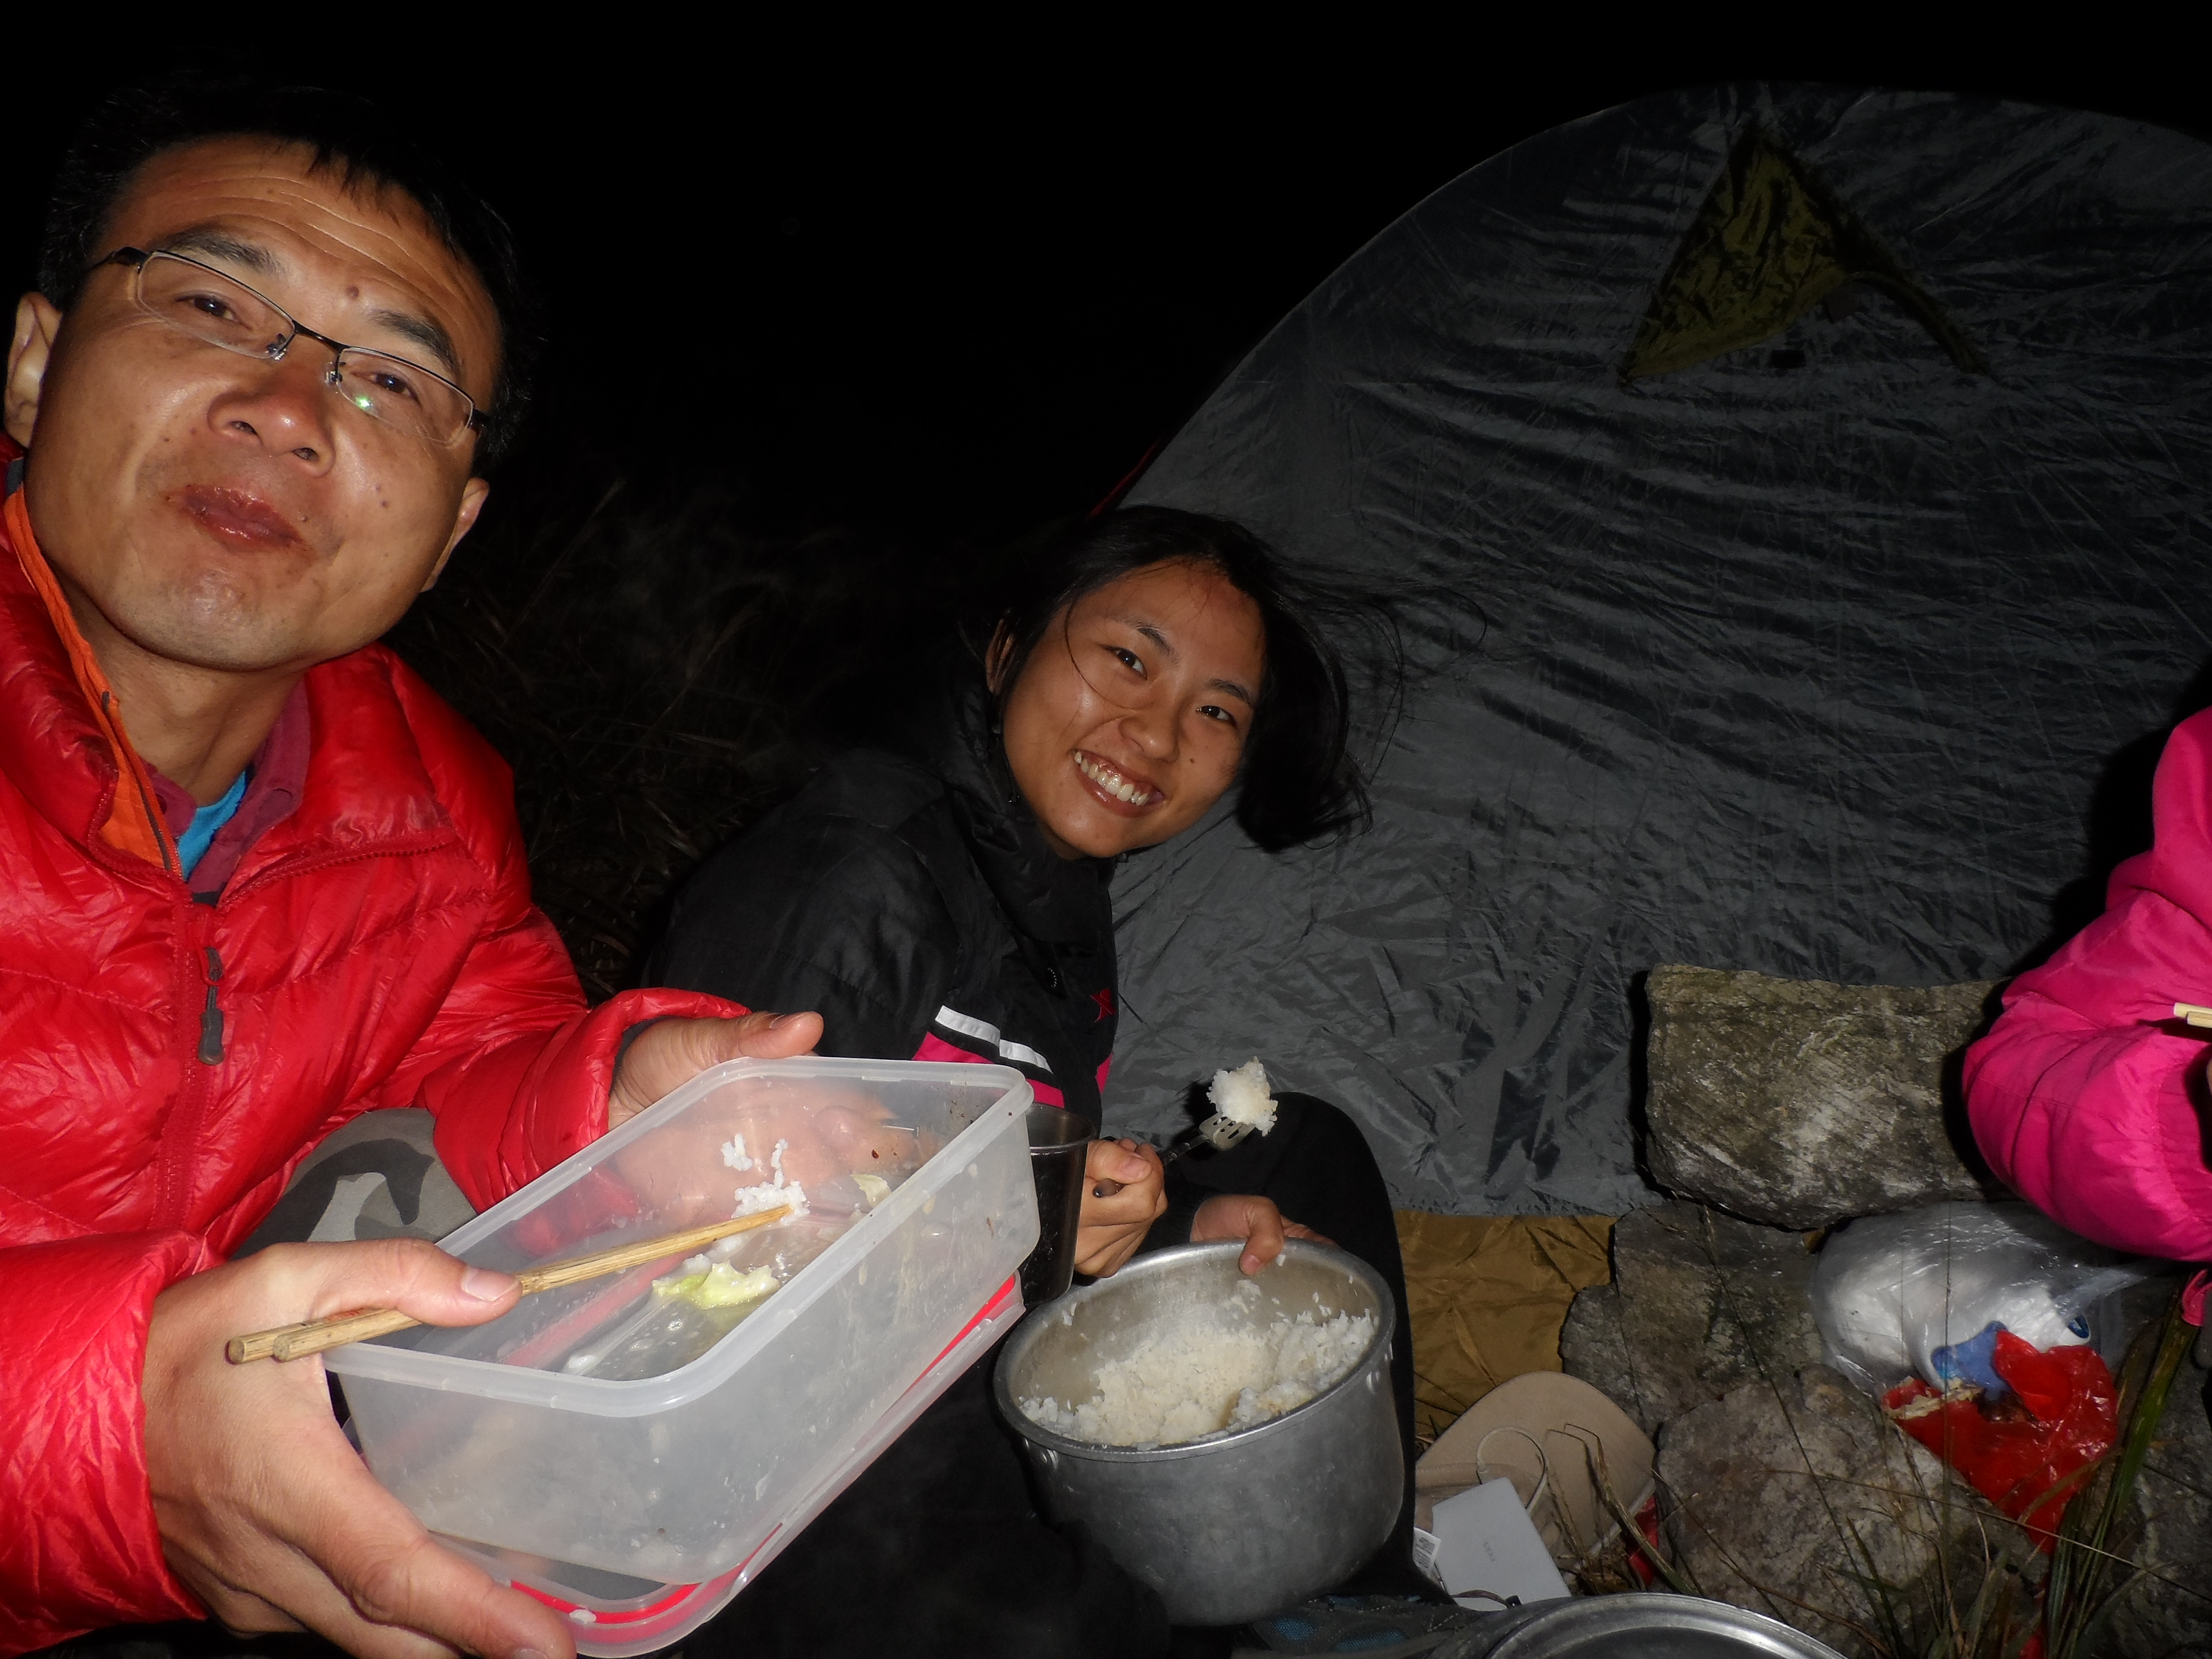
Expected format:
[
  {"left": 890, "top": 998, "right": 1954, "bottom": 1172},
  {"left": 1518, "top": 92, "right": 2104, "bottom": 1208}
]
[
  {"left": 1019, "top": 1276, "right": 1375, "bottom": 1447},
  {"left": 394, "top": 1088, "right": 932, "bottom": 1384},
  {"left": 551, "top": 1217, "right": 837, "bottom": 1383}
]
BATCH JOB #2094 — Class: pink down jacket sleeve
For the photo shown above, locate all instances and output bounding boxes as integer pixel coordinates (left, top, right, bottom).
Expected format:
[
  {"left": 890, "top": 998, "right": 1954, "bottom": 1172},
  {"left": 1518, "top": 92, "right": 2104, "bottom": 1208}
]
[{"left": 1964, "top": 708, "right": 2212, "bottom": 1262}]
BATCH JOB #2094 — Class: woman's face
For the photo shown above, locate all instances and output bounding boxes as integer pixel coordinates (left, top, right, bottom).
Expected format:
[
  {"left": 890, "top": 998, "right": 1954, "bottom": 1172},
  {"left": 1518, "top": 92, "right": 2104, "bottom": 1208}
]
[{"left": 994, "top": 559, "right": 1266, "bottom": 859}]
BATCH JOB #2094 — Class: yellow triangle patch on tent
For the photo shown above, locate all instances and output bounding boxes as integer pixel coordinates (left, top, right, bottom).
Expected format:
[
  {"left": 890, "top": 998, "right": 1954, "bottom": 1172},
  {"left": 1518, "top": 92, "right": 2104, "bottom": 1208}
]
[{"left": 1624, "top": 127, "right": 1985, "bottom": 379}]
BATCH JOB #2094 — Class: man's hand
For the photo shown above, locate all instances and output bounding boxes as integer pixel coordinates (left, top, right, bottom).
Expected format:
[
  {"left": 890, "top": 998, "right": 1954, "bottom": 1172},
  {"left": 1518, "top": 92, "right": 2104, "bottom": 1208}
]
[
  {"left": 142, "top": 1240, "right": 569, "bottom": 1659},
  {"left": 1075, "top": 1139, "right": 1167, "bottom": 1277},
  {"left": 1191, "top": 1193, "right": 1331, "bottom": 1275},
  {"left": 608, "top": 1010, "right": 825, "bottom": 1129}
]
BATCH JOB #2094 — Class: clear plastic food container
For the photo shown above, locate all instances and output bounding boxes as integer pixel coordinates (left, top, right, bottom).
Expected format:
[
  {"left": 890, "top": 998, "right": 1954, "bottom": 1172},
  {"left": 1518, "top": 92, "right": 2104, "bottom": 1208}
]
[
  {"left": 327, "top": 1058, "right": 1038, "bottom": 1589},
  {"left": 438, "top": 1277, "right": 1025, "bottom": 1657}
]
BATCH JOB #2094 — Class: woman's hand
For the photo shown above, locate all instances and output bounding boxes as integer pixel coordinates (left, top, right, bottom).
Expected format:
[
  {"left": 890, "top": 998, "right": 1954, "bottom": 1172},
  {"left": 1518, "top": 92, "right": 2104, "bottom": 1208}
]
[
  {"left": 1075, "top": 1139, "right": 1166, "bottom": 1277},
  {"left": 1192, "top": 1194, "right": 1331, "bottom": 1275}
]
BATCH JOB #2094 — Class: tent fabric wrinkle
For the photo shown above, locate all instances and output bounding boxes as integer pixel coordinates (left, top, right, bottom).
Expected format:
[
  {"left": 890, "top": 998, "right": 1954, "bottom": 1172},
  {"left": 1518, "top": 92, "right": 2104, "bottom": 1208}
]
[{"left": 1105, "top": 84, "right": 2212, "bottom": 1217}]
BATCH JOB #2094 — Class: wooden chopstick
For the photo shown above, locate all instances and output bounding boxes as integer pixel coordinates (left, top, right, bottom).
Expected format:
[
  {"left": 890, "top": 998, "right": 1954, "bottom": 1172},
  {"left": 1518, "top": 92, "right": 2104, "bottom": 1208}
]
[
  {"left": 225, "top": 1207, "right": 793, "bottom": 1364},
  {"left": 2176, "top": 1002, "right": 2212, "bottom": 1030}
]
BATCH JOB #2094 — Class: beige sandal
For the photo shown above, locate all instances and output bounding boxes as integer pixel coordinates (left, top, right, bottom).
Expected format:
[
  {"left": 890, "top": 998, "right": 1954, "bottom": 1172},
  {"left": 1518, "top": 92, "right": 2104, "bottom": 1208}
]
[{"left": 1414, "top": 1371, "right": 1655, "bottom": 1584}]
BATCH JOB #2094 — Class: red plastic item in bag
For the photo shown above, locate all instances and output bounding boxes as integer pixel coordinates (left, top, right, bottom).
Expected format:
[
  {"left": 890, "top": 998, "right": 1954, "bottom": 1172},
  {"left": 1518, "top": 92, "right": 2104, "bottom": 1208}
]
[
  {"left": 1884, "top": 1330, "right": 2117, "bottom": 1547},
  {"left": 1626, "top": 1494, "right": 1662, "bottom": 1588}
]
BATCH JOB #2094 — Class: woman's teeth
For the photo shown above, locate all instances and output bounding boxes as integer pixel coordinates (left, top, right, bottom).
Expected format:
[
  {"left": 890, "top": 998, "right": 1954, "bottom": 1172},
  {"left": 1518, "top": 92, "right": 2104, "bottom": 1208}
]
[{"left": 1076, "top": 753, "right": 1159, "bottom": 806}]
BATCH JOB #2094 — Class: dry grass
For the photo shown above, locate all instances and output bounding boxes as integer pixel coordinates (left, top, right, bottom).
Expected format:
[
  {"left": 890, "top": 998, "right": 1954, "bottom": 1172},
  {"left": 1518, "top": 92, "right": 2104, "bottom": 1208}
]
[{"left": 384, "top": 451, "right": 972, "bottom": 997}]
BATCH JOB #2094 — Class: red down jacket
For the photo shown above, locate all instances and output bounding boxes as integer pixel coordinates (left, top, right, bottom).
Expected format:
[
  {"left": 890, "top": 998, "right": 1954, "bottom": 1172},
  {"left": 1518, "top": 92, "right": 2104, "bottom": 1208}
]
[{"left": 0, "top": 467, "right": 736, "bottom": 1651}]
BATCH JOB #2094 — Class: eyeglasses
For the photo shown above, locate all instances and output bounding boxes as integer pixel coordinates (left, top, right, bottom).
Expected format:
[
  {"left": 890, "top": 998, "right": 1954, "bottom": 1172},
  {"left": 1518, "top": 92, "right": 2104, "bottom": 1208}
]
[{"left": 96, "top": 247, "right": 482, "bottom": 448}]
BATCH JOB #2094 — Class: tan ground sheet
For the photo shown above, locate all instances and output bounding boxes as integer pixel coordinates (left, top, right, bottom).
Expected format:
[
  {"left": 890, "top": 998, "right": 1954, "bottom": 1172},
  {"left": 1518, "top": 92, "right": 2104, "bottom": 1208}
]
[{"left": 1394, "top": 1211, "right": 1615, "bottom": 1443}]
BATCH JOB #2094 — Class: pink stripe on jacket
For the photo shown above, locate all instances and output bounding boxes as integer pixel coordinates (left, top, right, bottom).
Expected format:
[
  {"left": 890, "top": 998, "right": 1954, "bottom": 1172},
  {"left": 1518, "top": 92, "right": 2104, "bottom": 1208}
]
[{"left": 1964, "top": 708, "right": 2212, "bottom": 1263}]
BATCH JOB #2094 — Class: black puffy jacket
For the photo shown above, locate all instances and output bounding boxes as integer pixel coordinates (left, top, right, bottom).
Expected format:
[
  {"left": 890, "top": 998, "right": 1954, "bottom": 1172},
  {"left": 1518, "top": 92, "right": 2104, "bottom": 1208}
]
[{"left": 649, "top": 674, "right": 1119, "bottom": 1121}]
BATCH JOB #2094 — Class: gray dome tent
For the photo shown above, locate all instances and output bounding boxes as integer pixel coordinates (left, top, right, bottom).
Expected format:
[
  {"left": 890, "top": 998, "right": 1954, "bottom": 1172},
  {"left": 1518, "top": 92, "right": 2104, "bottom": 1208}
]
[{"left": 1105, "top": 83, "right": 2212, "bottom": 1217}]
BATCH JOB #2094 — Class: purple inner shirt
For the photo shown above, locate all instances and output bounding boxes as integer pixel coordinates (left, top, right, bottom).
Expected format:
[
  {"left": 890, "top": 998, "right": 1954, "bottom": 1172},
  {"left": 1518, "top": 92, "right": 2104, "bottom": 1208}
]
[{"left": 146, "top": 684, "right": 311, "bottom": 897}]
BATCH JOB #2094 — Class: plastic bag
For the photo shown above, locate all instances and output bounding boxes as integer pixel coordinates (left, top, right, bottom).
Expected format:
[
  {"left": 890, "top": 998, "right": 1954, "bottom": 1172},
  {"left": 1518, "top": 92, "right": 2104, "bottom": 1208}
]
[
  {"left": 1810, "top": 1202, "right": 2150, "bottom": 1398},
  {"left": 1885, "top": 1331, "right": 2118, "bottom": 1544},
  {"left": 1813, "top": 1203, "right": 2148, "bottom": 1551}
]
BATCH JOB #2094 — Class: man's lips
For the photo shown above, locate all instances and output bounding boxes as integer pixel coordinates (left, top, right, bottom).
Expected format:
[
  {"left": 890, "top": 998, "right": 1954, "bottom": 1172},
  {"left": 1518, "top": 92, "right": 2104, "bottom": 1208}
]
[
  {"left": 176, "top": 485, "right": 306, "bottom": 550},
  {"left": 1073, "top": 750, "right": 1165, "bottom": 815}
]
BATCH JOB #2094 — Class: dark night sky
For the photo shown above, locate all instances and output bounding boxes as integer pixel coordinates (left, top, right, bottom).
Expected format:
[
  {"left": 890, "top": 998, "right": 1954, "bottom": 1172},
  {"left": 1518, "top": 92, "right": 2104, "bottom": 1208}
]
[{"left": 4, "top": 48, "right": 2203, "bottom": 548}]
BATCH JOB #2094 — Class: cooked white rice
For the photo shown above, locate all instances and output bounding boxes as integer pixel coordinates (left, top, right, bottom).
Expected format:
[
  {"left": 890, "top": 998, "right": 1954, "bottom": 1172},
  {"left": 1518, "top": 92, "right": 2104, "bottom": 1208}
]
[
  {"left": 1020, "top": 1291, "right": 1374, "bottom": 1447},
  {"left": 727, "top": 1135, "right": 809, "bottom": 1219},
  {"left": 1209, "top": 1058, "right": 1278, "bottom": 1135}
]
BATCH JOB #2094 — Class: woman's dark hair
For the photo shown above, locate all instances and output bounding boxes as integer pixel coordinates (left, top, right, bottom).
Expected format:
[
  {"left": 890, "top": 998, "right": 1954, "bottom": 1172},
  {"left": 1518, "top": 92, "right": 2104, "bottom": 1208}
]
[
  {"left": 983, "top": 506, "right": 1374, "bottom": 852},
  {"left": 37, "top": 79, "right": 535, "bottom": 466}
]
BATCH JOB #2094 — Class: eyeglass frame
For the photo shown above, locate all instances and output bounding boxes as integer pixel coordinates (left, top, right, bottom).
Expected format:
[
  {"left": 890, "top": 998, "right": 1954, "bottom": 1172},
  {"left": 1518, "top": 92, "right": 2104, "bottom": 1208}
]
[{"left": 92, "top": 245, "right": 485, "bottom": 445}]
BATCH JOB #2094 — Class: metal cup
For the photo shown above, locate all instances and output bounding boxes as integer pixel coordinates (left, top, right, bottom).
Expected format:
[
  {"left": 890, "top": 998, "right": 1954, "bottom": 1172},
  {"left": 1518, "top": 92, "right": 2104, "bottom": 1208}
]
[{"left": 1019, "top": 1107, "right": 1095, "bottom": 1306}]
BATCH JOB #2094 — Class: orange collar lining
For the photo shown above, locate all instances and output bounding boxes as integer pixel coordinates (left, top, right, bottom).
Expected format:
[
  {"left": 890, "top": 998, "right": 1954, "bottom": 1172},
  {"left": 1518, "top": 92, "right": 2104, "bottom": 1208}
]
[{"left": 3, "top": 489, "right": 176, "bottom": 872}]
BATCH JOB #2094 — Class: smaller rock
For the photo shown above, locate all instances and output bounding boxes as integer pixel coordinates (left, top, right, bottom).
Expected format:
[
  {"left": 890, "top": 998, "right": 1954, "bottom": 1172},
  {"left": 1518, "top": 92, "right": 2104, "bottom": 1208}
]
[
  {"left": 1561, "top": 1201, "right": 1824, "bottom": 1435},
  {"left": 1657, "top": 1364, "right": 2000, "bottom": 1659},
  {"left": 1558, "top": 1284, "right": 1643, "bottom": 1426},
  {"left": 2111, "top": 1359, "right": 2212, "bottom": 1655},
  {"left": 1644, "top": 965, "right": 2007, "bottom": 1229}
]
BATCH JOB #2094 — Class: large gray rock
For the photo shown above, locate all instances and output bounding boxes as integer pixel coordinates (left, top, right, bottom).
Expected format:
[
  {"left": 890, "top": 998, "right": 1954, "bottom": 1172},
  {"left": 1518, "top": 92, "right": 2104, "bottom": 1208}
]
[
  {"left": 1644, "top": 965, "right": 2008, "bottom": 1228},
  {"left": 1658, "top": 1364, "right": 1994, "bottom": 1659},
  {"left": 1561, "top": 1201, "right": 1825, "bottom": 1436}
]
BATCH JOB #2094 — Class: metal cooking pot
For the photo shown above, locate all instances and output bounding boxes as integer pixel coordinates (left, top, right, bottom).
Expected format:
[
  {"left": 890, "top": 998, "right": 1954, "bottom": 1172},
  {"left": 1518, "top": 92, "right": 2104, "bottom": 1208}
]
[
  {"left": 993, "top": 1240, "right": 1400, "bottom": 1627},
  {"left": 1455, "top": 1593, "right": 1847, "bottom": 1657}
]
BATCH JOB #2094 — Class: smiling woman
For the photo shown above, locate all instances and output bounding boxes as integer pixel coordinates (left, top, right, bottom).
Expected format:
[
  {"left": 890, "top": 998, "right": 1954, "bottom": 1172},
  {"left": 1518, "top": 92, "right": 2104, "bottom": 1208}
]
[
  {"left": 985, "top": 508, "right": 1371, "bottom": 855},
  {"left": 655, "top": 506, "right": 1378, "bottom": 1130},
  {"left": 991, "top": 557, "right": 1264, "bottom": 858},
  {"left": 647, "top": 507, "right": 1427, "bottom": 1657}
]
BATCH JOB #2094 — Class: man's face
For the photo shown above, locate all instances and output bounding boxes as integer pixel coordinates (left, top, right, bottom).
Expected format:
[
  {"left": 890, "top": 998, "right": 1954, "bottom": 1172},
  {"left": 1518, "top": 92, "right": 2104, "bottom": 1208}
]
[{"left": 4, "top": 138, "right": 500, "bottom": 675}]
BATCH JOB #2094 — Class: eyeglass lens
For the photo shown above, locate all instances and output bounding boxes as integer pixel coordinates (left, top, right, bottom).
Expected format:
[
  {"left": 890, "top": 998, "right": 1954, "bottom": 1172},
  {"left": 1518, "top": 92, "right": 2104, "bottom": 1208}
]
[{"left": 134, "top": 253, "right": 472, "bottom": 444}]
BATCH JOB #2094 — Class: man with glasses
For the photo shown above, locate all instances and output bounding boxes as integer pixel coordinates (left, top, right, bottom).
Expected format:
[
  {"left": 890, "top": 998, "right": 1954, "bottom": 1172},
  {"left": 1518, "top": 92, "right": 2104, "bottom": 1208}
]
[{"left": 1, "top": 87, "right": 821, "bottom": 1659}]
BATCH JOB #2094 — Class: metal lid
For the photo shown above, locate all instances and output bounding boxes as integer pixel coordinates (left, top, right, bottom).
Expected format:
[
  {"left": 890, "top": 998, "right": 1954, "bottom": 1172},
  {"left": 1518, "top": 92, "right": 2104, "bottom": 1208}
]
[{"left": 1470, "top": 1593, "right": 1847, "bottom": 1658}]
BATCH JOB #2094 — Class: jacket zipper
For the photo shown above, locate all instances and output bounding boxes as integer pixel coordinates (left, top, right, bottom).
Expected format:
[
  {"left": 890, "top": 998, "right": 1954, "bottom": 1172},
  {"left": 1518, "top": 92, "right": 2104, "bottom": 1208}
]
[
  {"left": 149, "top": 839, "right": 461, "bottom": 1224},
  {"left": 155, "top": 902, "right": 220, "bottom": 1228},
  {"left": 198, "top": 944, "right": 225, "bottom": 1065}
]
